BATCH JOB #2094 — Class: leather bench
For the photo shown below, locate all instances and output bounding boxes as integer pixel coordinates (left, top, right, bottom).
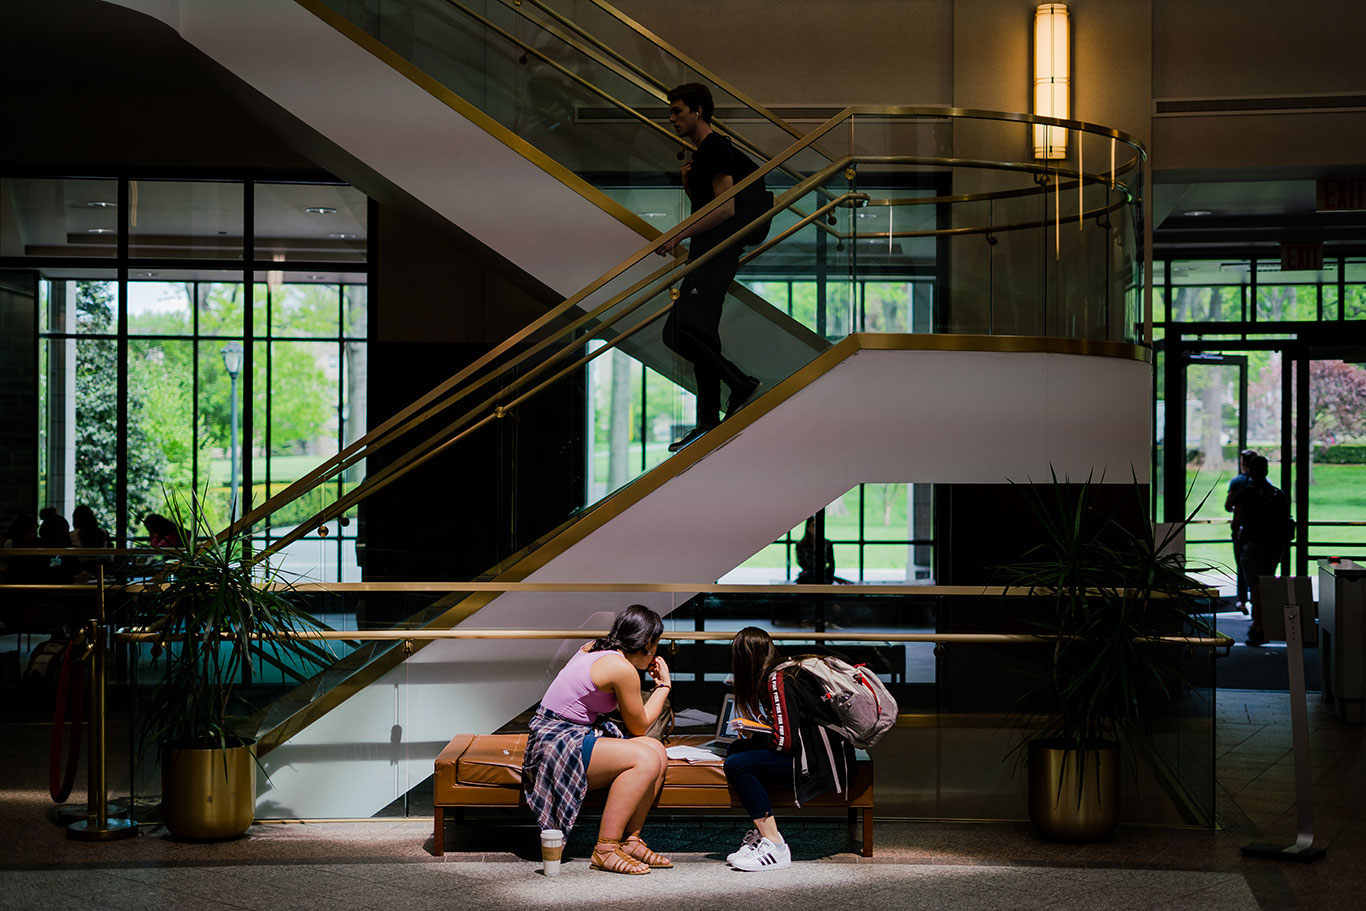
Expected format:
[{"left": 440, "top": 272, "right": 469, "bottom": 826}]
[{"left": 433, "top": 733, "right": 875, "bottom": 856}]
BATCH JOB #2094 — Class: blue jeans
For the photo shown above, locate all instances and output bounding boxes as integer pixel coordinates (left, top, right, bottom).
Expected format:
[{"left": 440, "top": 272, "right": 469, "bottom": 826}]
[{"left": 723, "top": 739, "right": 793, "bottom": 820}]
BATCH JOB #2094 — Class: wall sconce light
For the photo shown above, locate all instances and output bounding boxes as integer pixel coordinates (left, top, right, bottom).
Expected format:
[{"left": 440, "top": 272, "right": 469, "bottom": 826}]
[{"left": 1033, "top": 3, "right": 1070, "bottom": 159}]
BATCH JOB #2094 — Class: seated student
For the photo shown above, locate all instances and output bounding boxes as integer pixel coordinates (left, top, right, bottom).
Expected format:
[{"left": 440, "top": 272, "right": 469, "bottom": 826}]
[
  {"left": 70, "top": 504, "right": 113, "bottom": 581},
  {"left": 522, "top": 604, "right": 674, "bottom": 875},
  {"left": 722, "top": 627, "right": 856, "bottom": 872},
  {"left": 141, "top": 513, "right": 187, "bottom": 550},
  {"left": 37, "top": 510, "right": 75, "bottom": 583},
  {"left": 70, "top": 505, "right": 110, "bottom": 550}
]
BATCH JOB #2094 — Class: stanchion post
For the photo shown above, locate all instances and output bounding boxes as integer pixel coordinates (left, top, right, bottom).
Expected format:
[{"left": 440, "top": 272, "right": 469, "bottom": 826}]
[
  {"left": 1242, "top": 576, "right": 1325, "bottom": 862},
  {"left": 68, "top": 566, "right": 138, "bottom": 842}
]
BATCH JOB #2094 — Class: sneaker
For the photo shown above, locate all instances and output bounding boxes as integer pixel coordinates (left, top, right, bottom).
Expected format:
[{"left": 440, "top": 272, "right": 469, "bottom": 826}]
[
  {"left": 730, "top": 837, "right": 791, "bottom": 871},
  {"left": 667, "top": 425, "right": 713, "bottom": 453},
  {"left": 726, "top": 376, "right": 760, "bottom": 415},
  {"left": 726, "top": 829, "right": 762, "bottom": 863}
]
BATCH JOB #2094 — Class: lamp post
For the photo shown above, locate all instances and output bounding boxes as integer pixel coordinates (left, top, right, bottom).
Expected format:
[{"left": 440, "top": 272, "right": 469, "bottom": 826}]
[{"left": 221, "top": 342, "right": 243, "bottom": 522}]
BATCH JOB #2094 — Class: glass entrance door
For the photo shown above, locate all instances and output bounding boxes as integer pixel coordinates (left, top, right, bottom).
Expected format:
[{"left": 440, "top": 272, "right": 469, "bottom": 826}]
[{"left": 1180, "top": 353, "right": 1248, "bottom": 579}]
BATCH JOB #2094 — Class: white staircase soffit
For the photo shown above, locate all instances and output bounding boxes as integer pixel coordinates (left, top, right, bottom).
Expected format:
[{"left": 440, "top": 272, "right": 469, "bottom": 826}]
[
  {"left": 101, "top": 0, "right": 649, "bottom": 298},
  {"left": 256, "top": 346, "right": 1151, "bottom": 817}
]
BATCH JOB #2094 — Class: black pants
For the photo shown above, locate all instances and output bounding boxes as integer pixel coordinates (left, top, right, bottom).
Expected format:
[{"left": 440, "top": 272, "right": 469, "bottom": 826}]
[
  {"left": 662, "top": 242, "right": 749, "bottom": 427},
  {"left": 1238, "top": 539, "right": 1282, "bottom": 634}
]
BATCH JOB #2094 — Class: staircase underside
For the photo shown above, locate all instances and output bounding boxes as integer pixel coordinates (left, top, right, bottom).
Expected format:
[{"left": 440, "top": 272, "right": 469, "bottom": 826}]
[{"left": 255, "top": 336, "right": 1152, "bottom": 818}]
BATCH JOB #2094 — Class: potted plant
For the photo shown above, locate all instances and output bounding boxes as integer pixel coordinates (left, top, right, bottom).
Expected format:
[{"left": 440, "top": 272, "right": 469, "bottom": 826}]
[
  {"left": 999, "top": 471, "right": 1219, "bottom": 840},
  {"left": 134, "top": 496, "right": 322, "bottom": 839}
]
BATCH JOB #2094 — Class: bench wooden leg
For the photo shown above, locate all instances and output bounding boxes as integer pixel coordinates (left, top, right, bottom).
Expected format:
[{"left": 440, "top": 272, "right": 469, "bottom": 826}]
[
  {"left": 433, "top": 807, "right": 444, "bottom": 856},
  {"left": 862, "top": 808, "right": 873, "bottom": 857}
]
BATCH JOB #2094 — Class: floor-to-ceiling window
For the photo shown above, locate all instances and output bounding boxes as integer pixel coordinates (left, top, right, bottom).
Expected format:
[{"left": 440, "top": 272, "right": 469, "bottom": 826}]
[{"left": 3, "top": 175, "right": 370, "bottom": 582}]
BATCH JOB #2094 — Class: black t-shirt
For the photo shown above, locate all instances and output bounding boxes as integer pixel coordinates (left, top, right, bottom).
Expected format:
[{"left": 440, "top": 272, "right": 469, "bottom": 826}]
[{"left": 686, "top": 132, "right": 757, "bottom": 247}]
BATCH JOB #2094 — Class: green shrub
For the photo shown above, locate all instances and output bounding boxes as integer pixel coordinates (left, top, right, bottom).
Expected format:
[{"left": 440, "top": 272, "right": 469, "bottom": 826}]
[{"left": 1316, "top": 444, "right": 1366, "bottom": 465}]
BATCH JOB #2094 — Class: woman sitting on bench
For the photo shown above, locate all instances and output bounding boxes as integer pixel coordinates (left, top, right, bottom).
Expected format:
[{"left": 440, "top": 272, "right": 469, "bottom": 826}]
[
  {"left": 723, "top": 627, "right": 857, "bottom": 872},
  {"left": 522, "top": 604, "right": 674, "bottom": 875}
]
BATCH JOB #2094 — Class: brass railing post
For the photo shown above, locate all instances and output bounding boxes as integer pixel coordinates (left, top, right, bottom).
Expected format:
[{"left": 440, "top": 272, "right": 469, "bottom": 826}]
[{"left": 67, "top": 566, "right": 138, "bottom": 842}]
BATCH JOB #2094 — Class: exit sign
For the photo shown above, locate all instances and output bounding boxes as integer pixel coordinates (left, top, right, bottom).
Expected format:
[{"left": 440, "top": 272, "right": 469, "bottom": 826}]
[
  {"left": 1281, "top": 242, "right": 1324, "bottom": 271},
  {"left": 1317, "top": 178, "right": 1366, "bottom": 211}
]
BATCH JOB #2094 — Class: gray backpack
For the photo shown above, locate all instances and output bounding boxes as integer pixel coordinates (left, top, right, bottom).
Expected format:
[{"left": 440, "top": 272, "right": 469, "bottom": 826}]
[{"left": 776, "top": 655, "right": 898, "bottom": 749}]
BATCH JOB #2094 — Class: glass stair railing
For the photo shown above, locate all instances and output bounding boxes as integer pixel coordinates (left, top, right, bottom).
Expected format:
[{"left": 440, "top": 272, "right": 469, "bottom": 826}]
[
  {"left": 306, "top": 0, "right": 832, "bottom": 400},
  {"left": 231, "top": 106, "right": 1146, "bottom": 751}
]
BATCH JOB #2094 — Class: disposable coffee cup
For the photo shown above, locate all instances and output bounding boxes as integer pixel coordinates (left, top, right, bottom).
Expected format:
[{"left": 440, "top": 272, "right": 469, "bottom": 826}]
[{"left": 540, "top": 828, "right": 565, "bottom": 876}]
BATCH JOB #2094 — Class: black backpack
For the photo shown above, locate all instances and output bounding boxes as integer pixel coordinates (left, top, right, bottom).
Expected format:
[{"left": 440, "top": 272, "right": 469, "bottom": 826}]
[
  {"left": 725, "top": 139, "right": 775, "bottom": 248},
  {"left": 1245, "top": 483, "right": 1293, "bottom": 548}
]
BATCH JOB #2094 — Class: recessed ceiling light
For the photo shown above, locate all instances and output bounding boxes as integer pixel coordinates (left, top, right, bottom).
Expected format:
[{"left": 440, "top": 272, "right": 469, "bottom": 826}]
[
  {"left": 305, "top": 206, "right": 338, "bottom": 215},
  {"left": 1182, "top": 209, "right": 1214, "bottom": 217},
  {"left": 85, "top": 201, "right": 117, "bottom": 208},
  {"left": 329, "top": 233, "right": 358, "bottom": 239},
  {"left": 135, "top": 271, "right": 159, "bottom": 278},
  {"left": 635, "top": 212, "right": 667, "bottom": 219},
  {"left": 86, "top": 228, "right": 115, "bottom": 234}
]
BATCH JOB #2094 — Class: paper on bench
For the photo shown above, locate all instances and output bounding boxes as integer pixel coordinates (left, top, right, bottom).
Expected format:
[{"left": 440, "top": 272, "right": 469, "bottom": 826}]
[{"left": 666, "top": 745, "right": 723, "bottom": 763}]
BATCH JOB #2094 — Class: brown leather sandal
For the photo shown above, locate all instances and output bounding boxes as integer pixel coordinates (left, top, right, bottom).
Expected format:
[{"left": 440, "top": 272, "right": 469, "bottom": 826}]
[
  {"left": 589, "top": 839, "right": 650, "bottom": 875},
  {"left": 624, "top": 833, "right": 673, "bottom": 868}
]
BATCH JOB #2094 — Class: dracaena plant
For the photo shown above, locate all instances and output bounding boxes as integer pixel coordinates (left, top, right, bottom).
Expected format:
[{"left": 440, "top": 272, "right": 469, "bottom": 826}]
[
  {"left": 1000, "top": 470, "right": 1221, "bottom": 758},
  {"left": 134, "top": 493, "right": 324, "bottom": 754}
]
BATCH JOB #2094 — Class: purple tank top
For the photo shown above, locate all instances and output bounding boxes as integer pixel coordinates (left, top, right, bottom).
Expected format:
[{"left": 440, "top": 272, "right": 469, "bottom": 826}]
[{"left": 542, "top": 647, "right": 620, "bottom": 724}]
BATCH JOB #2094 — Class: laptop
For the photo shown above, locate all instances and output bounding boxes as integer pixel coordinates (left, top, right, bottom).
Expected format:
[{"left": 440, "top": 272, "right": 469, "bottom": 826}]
[{"left": 697, "top": 693, "right": 740, "bottom": 754}]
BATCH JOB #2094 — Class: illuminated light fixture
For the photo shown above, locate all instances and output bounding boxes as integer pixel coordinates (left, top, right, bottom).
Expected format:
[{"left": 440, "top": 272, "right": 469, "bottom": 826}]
[
  {"left": 1033, "top": 3, "right": 1070, "bottom": 160},
  {"left": 329, "top": 232, "right": 358, "bottom": 240},
  {"left": 86, "top": 228, "right": 114, "bottom": 234},
  {"left": 305, "top": 206, "right": 337, "bottom": 215},
  {"left": 85, "top": 201, "right": 117, "bottom": 208},
  {"left": 1183, "top": 210, "right": 1213, "bottom": 217}
]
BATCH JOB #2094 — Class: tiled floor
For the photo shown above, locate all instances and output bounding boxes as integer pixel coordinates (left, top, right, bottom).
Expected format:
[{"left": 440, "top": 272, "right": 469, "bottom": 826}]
[{"left": 1, "top": 688, "right": 1363, "bottom": 910}]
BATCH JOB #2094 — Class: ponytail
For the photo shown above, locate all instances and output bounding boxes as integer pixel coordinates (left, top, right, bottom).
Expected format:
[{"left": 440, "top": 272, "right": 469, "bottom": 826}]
[{"left": 589, "top": 604, "right": 664, "bottom": 654}]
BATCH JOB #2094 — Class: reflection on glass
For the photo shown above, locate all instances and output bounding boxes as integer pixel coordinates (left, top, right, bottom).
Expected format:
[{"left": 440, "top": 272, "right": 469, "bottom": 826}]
[
  {"left": 1, "top": 177, "right": 118, "bottom": 258},
  {"left": 254, "top": 183, "right": 367, "bottom": 263},
  {"left": 128, "top": 180, "right": 244, "bottom": 260}
]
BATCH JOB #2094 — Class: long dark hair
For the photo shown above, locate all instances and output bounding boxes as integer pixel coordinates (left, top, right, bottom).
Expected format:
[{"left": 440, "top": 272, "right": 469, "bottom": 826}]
[
  {"left": 590, "top": 604, "right": 664, "bottom": 655},
  {"left": 731, "top": 626, "right": 781, "bottom": 720}
]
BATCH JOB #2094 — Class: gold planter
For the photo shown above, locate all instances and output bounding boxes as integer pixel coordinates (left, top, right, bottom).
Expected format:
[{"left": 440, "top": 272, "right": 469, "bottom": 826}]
[
  {"left": 161, "top": 739, "right": 256, "bottom": 840},
  {"left": 1028, "top": 739, "right": 1120, "bottom": 840}
]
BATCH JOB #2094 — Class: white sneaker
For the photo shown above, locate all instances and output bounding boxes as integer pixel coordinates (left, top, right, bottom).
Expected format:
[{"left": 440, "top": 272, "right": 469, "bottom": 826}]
[
  {"left": 726, "top": 829, "right": 762, "bottom": 863},
  {"left": 730, "top": 837, "right": 791, "bottom": 871}
]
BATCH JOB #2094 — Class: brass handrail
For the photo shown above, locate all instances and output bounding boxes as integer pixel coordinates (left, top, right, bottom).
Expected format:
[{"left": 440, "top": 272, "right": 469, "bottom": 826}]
[
  {"left": 115, "top": 627, "right": 1233, "bottom": 649},
  {"left": 7, "top": 581, "right": 1214, "bottom": 599}
]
